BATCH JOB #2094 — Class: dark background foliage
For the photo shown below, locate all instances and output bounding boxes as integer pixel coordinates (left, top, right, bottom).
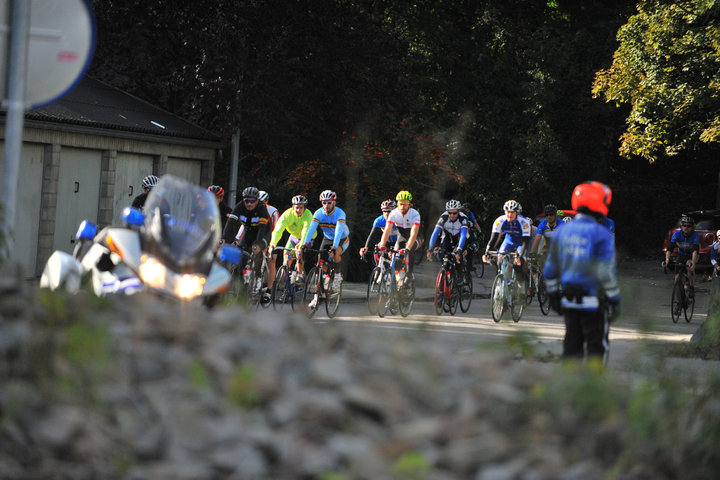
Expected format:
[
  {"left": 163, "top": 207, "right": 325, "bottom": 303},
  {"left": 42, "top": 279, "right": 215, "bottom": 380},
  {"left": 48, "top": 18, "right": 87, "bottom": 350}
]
[{"left": 88, "top": 0, "right": 718, "bottom": 280}]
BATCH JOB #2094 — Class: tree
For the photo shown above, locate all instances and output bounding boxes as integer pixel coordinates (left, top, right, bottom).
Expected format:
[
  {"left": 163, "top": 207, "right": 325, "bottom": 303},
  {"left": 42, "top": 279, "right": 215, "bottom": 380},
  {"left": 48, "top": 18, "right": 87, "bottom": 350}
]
[{"left": 593, "top": 1, "right": 720, "bottom": 162}]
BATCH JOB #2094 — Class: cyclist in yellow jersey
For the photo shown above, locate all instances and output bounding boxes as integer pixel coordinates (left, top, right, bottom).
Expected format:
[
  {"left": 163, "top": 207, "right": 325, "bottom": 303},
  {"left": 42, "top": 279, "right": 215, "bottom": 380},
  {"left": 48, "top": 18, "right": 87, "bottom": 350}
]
[{"left": 267, "top": 195, "right": 316, "bottom": 288}]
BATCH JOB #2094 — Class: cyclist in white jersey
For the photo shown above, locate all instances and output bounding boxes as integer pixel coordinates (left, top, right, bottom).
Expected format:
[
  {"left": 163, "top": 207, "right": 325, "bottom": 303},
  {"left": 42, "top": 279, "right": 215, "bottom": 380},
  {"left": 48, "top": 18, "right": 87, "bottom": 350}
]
[{"left": 378, "top": 190, "right": 421, "bottom": 281}]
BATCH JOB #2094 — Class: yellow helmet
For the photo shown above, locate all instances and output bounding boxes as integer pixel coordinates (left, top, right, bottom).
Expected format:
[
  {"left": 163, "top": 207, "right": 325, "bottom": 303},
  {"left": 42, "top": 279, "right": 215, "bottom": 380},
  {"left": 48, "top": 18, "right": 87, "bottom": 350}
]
[{"left": 396, "top": 190, "right": 412, "bottom": 202}]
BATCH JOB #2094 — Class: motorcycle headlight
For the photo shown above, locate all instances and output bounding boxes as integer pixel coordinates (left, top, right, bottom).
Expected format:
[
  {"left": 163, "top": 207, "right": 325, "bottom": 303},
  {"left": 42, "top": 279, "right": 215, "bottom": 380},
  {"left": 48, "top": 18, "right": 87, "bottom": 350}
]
[
  {"left": 139, "top": 255, "right": 167, "bottom": 288},
  {"left": 175, "top": 274, "right": 206, "bottom": 299}
]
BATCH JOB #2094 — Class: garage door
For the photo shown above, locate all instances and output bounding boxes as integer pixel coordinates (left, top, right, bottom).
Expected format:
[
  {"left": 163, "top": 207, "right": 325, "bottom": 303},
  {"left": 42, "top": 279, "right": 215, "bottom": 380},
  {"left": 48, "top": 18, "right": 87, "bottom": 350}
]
[
  {"left": 0, "top": 141, "right": 44, "bottom": 277},
  {"left": 167, "top": 157, "right": 201, "bottom": 185},
  {"left": 54, "top": 148, "right": 101, "bottom": 253},
  {"left": 114, "top": 153, "right": 154, "bottom": 224}
]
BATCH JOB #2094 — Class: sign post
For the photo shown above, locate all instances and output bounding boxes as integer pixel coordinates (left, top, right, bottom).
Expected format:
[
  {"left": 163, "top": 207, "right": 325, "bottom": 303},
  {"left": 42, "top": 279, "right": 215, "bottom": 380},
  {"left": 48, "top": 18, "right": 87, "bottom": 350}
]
[{"left": 0, "top": 0, "right": 95, "bottom": 260}]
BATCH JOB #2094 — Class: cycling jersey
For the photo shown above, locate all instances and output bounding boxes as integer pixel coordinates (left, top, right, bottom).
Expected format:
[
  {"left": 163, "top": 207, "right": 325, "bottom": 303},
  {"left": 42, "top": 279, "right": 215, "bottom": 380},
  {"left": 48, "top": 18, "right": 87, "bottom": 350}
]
[
  {"left": 711, "top": 240, "right": 720, "bottom": 266},
  {"left": 669, "top": 229, "right": 700, "bottom": 257},
  {"left": 223, "top": 202, "right": 271, "bottom": 248},
  {"left": 536, "top": 218, "right": 564, "bottom": 241},
  {"left": 265, "top": 203, "right": 279, "bottom": 232},
  {"left": 270, "top": 207, "right": 315, "bottom": 246},
  {"left": 303, "top": 206, "right": 350, "bottom": 248},
  {"left": 489, "top": 214, "right": 532, "bottom": 253},
  {"left": 387, "top": 207, "right": 421, "bottom": 240},
  {"left": 428, "top": 211, "right": 469, "bottom": 250},
  {"left": 363, "top": 215, "right": 398, "bottom": 248},
  {"left": 544, "top": 213, "right": 620, "bottom": 311}
]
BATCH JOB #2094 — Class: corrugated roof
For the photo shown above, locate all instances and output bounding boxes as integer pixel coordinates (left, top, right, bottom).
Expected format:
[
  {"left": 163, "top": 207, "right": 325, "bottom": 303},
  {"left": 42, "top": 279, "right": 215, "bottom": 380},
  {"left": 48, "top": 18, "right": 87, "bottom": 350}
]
[{"left": 16, "top": 76, "right": 221, "bottom": 142}]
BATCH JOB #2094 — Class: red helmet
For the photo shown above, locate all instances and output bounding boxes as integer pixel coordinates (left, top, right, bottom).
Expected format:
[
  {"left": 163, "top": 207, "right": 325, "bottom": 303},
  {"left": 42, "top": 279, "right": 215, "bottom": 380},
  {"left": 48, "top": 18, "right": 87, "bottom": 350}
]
[{"left": 571, "top": 181, "right": 611, "bottom": 216}]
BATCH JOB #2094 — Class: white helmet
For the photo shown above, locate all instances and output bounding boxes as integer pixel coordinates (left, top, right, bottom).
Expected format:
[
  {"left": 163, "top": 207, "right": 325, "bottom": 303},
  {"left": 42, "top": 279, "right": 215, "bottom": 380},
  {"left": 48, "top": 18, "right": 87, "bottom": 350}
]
[
  {"left": 258, "top": 190, "right": 269, "bottom": 203},
  {"left": 503, "top": 199, "right": 522, "bottom": 213},
  {"left": 445, "top": 199, "right": 462, "bottom": 211}
]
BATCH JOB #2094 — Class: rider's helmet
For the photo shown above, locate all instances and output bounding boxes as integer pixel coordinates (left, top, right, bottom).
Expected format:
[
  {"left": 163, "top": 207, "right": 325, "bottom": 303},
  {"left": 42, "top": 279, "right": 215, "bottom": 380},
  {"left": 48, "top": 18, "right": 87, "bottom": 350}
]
[
  {"left": 446, "top": 199, "right": 462, "bottom": 211},
  {"left": 716, "top": 229, "right": 720, "bottom": 239},
  {"left": 544, "top": 204, "right": 557, "bottom": 215},
  {"left": 142, "top": 175, "right": 159, "bottom": 190},
  {"left": 242, "top": 186, "right": 260, "bottom": 199},
  {"left": 503, "top": 199, "right": 522, "bottom": 213},
  {"left": 258, "top": 190, "right": 270, "bottom": 203},
  {"left": 291, "top": 194, "right": 308, "bottom": 205},
  {"left": 680, "top": 215, "right": 695, "bottom": 227},
  {"left": 571, "top": 181, "right": 611, "bottom": 216},
  {"left": 319, "top": 190, "right": 337, "bottom": 201},
  {"left": 208, "top": 185, "right": 224, "bottom": 198},
  {"left": 396, "top": 190, "right": 412, "bottom": 202},
  {"left": 462, "top": 202, "right": 473, "bottom": 213},
  {"left": 380, "top": 199, "right": 396, "bottom": 211}
]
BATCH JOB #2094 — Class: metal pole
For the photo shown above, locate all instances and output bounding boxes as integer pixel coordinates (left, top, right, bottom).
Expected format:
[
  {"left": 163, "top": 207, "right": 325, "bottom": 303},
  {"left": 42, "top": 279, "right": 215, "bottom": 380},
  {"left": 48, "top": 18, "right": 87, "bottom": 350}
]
[
  {"left": 1, "top": 0, "right": 29, "bottom": 260},
  {"left": 228, "top": 130, "right": 239, "bottom": 207}
]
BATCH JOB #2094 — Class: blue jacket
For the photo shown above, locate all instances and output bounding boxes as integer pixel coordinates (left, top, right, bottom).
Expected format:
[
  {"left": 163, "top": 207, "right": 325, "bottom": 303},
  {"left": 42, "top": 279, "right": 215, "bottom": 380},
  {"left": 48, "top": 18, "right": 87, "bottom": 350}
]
[{"left": 544, "top": 213, "right": 620, "bottom": 311}]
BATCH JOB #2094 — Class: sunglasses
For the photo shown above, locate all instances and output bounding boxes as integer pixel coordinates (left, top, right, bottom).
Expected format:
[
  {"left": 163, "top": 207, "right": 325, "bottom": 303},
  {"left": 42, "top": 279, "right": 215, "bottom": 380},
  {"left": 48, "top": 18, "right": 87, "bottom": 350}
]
[
  {"left": 681, "top": 224, "right": 693, "bottom": 228},
  {"left": 244, "top": 198, "right": 257, "bottom": 204},
  {"left": 448, "top": 211, "right": 459, "bottom": 215}
]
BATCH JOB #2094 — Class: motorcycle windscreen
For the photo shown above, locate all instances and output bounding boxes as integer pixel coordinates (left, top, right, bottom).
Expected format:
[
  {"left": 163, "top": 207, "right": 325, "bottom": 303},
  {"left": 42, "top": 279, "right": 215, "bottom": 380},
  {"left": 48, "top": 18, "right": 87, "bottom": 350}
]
[{"left": 143, "top": 175, "right": 221, "bottom": 274}]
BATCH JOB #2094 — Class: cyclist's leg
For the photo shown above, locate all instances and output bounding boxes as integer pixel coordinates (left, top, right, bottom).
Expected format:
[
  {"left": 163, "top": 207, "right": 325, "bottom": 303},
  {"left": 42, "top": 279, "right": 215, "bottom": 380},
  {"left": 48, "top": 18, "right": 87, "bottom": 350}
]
[{"left": 287, "top": 236, "right": 302, "bottom": 274}]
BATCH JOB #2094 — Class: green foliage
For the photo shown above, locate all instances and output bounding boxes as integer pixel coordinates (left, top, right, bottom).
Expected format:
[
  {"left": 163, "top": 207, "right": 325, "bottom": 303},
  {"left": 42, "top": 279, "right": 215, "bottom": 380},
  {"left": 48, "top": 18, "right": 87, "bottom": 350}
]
[
  {"left": 228, "top": 364, "right": 260, "bottom": 408},
  {"left": 506, "top": 330, "right": 539, "bottom": 358},
  {"left": 593, "top": 0, "right": 720, "bottom": 161},
  {"left": 188, "top": 359, "right": 212, "bottom": 390},
  {"left": 391, "top": 450, "right": 431, "bottom": 479}
]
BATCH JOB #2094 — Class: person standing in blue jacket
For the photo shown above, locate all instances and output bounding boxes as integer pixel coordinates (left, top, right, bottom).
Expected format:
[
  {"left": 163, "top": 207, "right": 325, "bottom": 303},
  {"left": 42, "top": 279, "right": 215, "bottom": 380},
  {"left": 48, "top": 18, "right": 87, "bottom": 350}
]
[{"left": 544, "top": 181, "right": 621, "bottom": 363}]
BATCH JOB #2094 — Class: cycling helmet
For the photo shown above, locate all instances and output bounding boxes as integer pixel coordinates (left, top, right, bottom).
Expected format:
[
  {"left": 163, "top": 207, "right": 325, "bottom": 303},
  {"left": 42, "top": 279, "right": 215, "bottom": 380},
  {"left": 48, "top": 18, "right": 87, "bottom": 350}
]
[
  {"left": 396, "top": 190, "right": 412, "bottom": 202},
  {"left": 503, "top": 199, "right": 522, "bottom": 213},
  {"left": 380, "top": 199, "right": 396, "bottom": 211},
  {"left": 142, "top": 175, "right": 159, "bottom": 189},
  {"left": 292, "top": 195, "right": 308, "bottom": 205},
  {"left": 680, "top": 215, "right": 695, "bottom": 226},
  {"left": 242, "top": 186, "right": 259, "bottom": 199},
  {"left": 571, "top": 181, "right": 611, "bottom": 216},
  {"left": 462, "top": 202, "right": 473, "bottom": 213},
  {"left": 208, "top": 185, "right": 224, "bottom": 198},
  {"left": 319, "top": 190, "right": 337, "bottom": 201},
  {"left": 544, "top": 204, "right": 557, "bottom": 215},
  {"left": 446, "top": 199, "right": 463, "bottom": 211},
  {"left": 716, "top": 229, "right": 720, "bottom": 238},
  {"left": 258, "top": 190, "right": 269, "bottom": 203}
]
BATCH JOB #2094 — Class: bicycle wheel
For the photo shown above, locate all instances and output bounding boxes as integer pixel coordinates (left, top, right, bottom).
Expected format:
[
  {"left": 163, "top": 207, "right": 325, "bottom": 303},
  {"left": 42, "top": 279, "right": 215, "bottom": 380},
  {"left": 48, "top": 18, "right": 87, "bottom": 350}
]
[
  {"left": 325, "top": 272, "right": 342, "bottom": 318},
  {"left": 398, "top": 278, "right": 415, "bottom": 317},
  {"left": 475, "top": 259, "right": 484, "bottom": 278},
  {"left": 491, "top": 274, "right": 505, "bottom": 323},
  {"left": 448, "top": 275, "right": 458, "bottom": 315},
  {"left": 303, "top": 267, "right": 321, "bottom": 318},
  {"left": 459, "top": 269, "right": 472, "bottom": 313},
  {"left": 271, "top": 265, "right": 291, "bottom": 310},
  {"left": 377, "top": 271, "right": 392, "bottom": 318},
  {"left": 671, "top": 281, "right": 683, "bottom": 323},
  {"left": 434, "top": 270, "right": 445, "bottom": 316},
  {"left": 537, "top": 271, "right": 550, "bottom": 315},
  {"left": 525, "top": 271, "right": 535, "bottom": 306},
  {"left": 366, "top": 267, "right": 382, "bottom": 315},
  {"left": 684, "top": 284, "right": 695, "bottom": 323},
  {"left": 510, "top": 278, "right": 525, "bottom": 323},
  {"left": 258, "top": 261, "right": 271, "bottom": 309}
]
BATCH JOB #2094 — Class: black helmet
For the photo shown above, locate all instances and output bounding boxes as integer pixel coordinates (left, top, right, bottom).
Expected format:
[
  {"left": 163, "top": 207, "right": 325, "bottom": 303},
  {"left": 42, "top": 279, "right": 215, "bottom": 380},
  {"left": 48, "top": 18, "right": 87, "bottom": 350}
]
[
  {"left": 242, "top": 186, "right": 259, "bottom": 199},
  {"left": 544, "top": 204, "right": 557, "bottom": 215},
  {"left": 680, "top": 215, "right": 695, "bottom": 226},
  {"left": 208, "top": 185, "right": 224, "bottom": 198}
]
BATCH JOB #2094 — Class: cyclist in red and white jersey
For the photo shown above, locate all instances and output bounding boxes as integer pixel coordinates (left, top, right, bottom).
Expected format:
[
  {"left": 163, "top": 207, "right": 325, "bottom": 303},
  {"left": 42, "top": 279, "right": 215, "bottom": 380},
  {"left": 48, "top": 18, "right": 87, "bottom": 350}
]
[{"left": 378, "top": 190, "right": 421, "bottom": 282}]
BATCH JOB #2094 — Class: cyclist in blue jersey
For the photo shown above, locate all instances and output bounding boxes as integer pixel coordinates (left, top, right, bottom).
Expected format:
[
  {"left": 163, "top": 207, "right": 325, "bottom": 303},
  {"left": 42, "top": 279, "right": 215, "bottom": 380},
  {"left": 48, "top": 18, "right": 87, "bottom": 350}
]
[
  {"left": 545, "top": 181, "right": 620, "bottom": 363},
  {"left": 298, "top": 189, "right": 350, "bottom": 290},
  {"left": 530, "top": 204, "right": 564, "bottom": 259},
  {"left": 427, "top": 199, "right": 469, "bottom": 262},
  {"left": 711, "top": 230, "right": 720, "bottom": 276},
  {"left": 359, "top": 199, "right": 398, "bottom": 259},
  {"left": 662, "top": 214, "right": 699, "bottom": 297},
  {"left": 482, "top": 199, "right": 532, "bottom": 264}
]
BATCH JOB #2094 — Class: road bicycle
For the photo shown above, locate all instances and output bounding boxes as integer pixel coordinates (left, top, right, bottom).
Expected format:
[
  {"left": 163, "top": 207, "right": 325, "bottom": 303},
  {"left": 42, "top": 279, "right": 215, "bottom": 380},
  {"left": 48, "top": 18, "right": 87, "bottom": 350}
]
[
  {"left": 270, "top": 246, "right": 305, "bottom": 311},
  {"left": 467, "top": 229, "right": 485, "bottom": 279},
  {"left": 486, "top": 251, "right": 527, "bottom": 323},
  {"left": 364, "top": 246, "right": 392, "bottom": 315},
  {"left": 526, "top": 255, "right": 550, "bottom": 315},
  {"left": 432, "top": 249, "right": 472, "bottom": 315},
  {"left": 666, "top": 263, "right": 694, "bottom": 323},
  {"left": 302, "top": 247, "right": 342, "bottom": 318},
  {"left": 227, "top": 246, "right": 271, "bottom": 308},
  {"left": 375, "top": 247, "right": 415, "bottom": 317}
]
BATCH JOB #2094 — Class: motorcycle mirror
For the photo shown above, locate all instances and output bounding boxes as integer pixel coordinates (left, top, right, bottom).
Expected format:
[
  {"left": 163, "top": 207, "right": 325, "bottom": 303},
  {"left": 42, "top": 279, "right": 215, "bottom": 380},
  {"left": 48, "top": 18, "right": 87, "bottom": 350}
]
[
  {"left": 75, "top": 220, "right": 97, "bottom": 240},
  {"left": 219, "top": 244, "right": 243, "bottom": 265},
  {"left": 123, "top": 207, "right": 146, "bottom": 226}
]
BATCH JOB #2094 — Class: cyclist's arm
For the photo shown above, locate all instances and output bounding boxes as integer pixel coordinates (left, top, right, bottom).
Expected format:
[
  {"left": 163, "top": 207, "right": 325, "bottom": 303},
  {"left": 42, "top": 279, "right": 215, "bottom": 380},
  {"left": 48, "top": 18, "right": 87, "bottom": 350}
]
[
  {"left": 333, "top": 218, "right": 347, "bottom": 248},
  {"left": 457, "top": 225, "right": 468, "bottom": 250},
  {"left": 379, "top": 221, "right": 395, "bottom": 247},
  {"left": 407, "top": 223, "right": 420, "bottom": 251},
  {"left": 428, "top": 225, "right": 442, "bottom": 250},
  {"left": 530, "top": 233, "right": 543, "bottom": 255},
  {"left": 364, "top": 226, "right": 382, "bottom": 249},
  {"left": 302, "top": 218, "right": 320, "bottom": 246}
]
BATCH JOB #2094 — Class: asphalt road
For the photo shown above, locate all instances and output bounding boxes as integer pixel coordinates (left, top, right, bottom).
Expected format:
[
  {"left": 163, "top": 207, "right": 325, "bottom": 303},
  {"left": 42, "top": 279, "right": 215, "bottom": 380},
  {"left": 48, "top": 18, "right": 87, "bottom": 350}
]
[{"left": 299, "top": 259, "right": 716, "bottom": 379}]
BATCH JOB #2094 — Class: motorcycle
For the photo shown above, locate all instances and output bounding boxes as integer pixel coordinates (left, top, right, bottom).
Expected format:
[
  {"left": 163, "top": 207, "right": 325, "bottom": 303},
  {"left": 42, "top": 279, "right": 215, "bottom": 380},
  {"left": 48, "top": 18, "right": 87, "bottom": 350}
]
[{"left": 40, "top": 175, "right": 242, "bottom": 306}]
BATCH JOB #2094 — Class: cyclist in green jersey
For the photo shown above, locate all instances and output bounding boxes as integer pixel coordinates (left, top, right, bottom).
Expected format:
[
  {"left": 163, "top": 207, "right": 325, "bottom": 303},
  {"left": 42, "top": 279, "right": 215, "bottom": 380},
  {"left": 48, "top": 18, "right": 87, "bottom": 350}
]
[{"left": 267, "top": 195, "right": 316, "bottom": 289}]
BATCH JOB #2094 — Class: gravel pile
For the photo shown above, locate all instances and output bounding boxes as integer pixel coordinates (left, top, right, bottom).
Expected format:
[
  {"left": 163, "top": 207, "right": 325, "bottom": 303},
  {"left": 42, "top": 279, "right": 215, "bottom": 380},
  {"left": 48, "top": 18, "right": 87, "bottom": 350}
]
[{"left": 0, "top": 263, "right": 715, "bottom": 479}]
